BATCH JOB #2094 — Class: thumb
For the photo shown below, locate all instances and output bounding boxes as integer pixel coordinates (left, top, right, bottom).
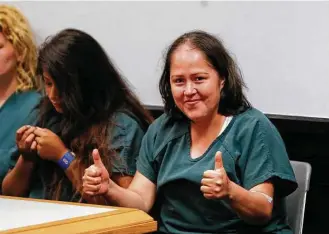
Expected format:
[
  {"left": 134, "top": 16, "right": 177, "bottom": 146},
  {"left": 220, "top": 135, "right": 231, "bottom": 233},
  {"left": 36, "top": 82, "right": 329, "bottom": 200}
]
[
  {"left": 92, "top": 149, "right": 104, "bottom": 167},
  {"left": 214, "top": 151, "right": 223, "bottom": 170}
]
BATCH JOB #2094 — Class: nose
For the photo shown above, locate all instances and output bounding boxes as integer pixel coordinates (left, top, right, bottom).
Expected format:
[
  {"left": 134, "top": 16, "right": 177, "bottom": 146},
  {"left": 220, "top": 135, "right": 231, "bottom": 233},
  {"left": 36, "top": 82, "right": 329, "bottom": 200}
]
[
  {"left": 184, "top": 82, "right": 197, "bottom": 96},
  {"left": 48, "top": 86, "right": 59, "bottom": 101}
]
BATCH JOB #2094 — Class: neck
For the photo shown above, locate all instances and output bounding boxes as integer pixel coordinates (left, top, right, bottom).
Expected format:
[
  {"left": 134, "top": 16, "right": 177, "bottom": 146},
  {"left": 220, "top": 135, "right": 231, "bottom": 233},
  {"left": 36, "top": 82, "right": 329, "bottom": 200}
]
[
  {"left": 191, "top": 112, "right": 226, "bottom": 138},
  {"left": 0, "top": 71, "right": 18, "bottom": 107}
]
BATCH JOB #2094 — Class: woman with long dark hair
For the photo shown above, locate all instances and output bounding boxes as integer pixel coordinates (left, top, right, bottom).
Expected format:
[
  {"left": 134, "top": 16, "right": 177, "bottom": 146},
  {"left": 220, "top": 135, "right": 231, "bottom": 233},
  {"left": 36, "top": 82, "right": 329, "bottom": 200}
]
[{"left": 2, "top": 28, "right": 153, "bottom": 203}]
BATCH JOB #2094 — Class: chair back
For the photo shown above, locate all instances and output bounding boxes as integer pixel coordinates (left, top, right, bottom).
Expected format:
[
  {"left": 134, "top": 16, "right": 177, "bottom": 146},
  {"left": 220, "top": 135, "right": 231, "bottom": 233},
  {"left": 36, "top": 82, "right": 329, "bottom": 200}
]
[{"left": 285, "top": 160, "right": 312, "bottom": 234}]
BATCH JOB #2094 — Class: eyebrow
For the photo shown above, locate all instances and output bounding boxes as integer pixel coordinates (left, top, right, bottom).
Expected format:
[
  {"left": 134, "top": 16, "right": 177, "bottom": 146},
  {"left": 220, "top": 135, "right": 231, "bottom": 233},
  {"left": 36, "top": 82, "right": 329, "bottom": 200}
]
[
  {"left": 171, "top": 72, "right": 209, "bottom": 78},
  {"left": 43, "top": 76, "right": 52, "bottom": 82},
  {"left": 191, "top": 72, "right": 208, "bottom": 76},
  {"left": 42, "top": 73, "right": 51, "bottom": 79}
]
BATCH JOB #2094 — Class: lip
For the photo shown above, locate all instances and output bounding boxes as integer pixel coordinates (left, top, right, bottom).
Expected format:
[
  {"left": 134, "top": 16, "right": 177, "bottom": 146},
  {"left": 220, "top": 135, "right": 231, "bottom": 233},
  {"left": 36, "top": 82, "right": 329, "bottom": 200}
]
[
  {"left": 51, "top": 100, "right": 61, "bottom": 106},
  {"left": 184, "top": 99, "right": 200, "bottom": 104}
]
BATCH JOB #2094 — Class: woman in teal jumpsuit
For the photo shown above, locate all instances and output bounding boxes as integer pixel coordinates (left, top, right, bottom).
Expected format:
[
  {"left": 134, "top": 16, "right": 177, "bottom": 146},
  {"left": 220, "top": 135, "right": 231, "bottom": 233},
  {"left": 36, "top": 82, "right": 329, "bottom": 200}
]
[
  {"left": 0, "top": 5, "right": 41, "bottom": 193},
  {"left": 82, "top": 30, "right": 297, "bottom": 233},
  {"left": 2, "top": 29, "right": 153, "bottom": 203}
]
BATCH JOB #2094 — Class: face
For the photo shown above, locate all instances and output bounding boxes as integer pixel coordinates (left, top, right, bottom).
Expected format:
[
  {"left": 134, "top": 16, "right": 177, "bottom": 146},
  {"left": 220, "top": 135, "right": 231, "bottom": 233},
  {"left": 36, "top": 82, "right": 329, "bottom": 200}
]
[
  {"left": 43, "top": 71, "right": 63, "bottom": 113},
  {"left": 0, "top": 32, "right": 18, "bottom": 78},
  {"left": 170, "top": 44, "right": 224, "bottom": 122}
]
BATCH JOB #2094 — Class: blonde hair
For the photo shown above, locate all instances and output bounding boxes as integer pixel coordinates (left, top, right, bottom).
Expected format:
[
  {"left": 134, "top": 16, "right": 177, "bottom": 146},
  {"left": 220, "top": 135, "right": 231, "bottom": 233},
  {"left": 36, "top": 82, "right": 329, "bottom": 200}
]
[{"left": 0, "top": 5, "right": 38, "bottom": 91}]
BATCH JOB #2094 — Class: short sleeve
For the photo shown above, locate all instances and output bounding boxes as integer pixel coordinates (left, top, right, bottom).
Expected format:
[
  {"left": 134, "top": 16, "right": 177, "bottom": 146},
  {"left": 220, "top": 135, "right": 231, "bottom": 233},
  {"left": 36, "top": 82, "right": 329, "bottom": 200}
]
[
  {"left": 110, "top": 113, "right": 146, "bottom": 176},
  {"left": 238, "top": 117, "right": 297, "bottom": 198},
  {"left": 136, "top": 116, "right": 166, "bottom": 184}
]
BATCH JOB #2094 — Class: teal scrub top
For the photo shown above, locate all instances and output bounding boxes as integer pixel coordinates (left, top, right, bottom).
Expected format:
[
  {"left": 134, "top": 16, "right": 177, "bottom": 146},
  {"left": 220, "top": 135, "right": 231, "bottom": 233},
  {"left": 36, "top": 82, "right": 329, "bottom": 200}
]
[
  {"left": 0, "top": 91, "right": 41, "bottom": 193},
  {"left": 12, "top": 111, "right": 147, "bottom": 201},
  {"left": 137, "top": 108, "right": 298, "bottom": 234}
]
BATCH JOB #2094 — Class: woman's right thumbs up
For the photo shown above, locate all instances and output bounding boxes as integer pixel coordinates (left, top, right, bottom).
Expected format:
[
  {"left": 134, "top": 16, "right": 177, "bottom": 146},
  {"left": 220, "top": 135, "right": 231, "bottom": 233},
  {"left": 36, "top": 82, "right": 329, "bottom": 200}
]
[{"left": 82, "top": 149, "right": 110, "bottom": 196}]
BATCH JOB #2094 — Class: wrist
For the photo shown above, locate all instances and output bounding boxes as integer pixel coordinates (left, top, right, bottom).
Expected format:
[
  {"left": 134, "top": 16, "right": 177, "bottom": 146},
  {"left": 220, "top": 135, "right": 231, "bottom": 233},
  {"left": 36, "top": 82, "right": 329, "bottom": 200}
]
[
  {"left": 21, "top": 152, "right": 37, "bottom": 163},
  {"left": 106, "top": 179, "right": 112, "bottom": 195},
  {"left": 105, "top": 179, "right": 116, "bottom": 198},
  {"left": 19, "top": 154, "right": 37, "bottom": 166},
  {"left": 57, "top": 151, "right": 75, "bottom": 170},
  {"left": 55, "top": 148, "right": 70, "bottom": 162},
  {"left": 226, "top": 180, "right": 235, "bottom": 202}
]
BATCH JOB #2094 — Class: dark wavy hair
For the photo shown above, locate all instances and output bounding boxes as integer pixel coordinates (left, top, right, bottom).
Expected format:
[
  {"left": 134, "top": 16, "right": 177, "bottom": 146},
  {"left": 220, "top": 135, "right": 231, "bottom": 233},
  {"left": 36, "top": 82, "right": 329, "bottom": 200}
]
[
  {"left": 159, "top": 30, "right": 251, "bottom": 119},
  {"left": 36, "top": 28, "right": 153, "bottom": 201}
]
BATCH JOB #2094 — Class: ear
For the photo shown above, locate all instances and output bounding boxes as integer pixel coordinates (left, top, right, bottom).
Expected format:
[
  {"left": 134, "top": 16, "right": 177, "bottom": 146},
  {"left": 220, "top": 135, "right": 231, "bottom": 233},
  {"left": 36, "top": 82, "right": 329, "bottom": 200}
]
[
  {"left": 220, "top": 78, "right": 225, "bottom": 88},
  {"left": 17, "top": 55, "right": 22, "bottom": 63},
  {"left": 16, "top": 49, "right": 26, "bottom": 64}
]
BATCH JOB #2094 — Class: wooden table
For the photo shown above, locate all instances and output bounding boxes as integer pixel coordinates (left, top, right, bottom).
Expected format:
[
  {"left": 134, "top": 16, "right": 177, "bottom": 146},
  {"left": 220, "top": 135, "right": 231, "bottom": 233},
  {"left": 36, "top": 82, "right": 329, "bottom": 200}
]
[{"left": 0, "top": 195, "right": 157, "bottom": 234}]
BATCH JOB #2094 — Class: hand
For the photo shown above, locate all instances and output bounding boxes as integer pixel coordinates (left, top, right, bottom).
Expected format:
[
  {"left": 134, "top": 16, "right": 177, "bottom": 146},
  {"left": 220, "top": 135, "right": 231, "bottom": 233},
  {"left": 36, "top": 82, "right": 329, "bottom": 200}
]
[
  {"left": 201, "top": 151, "right": 232, "bottom": 200},
  {"left": 33, "top": 127, "right": 68, "bottom": 162},
  {"left": 16, "top": 125, "right": 38, "bottom": 161},
  {"left": 82, "top": 149, "right": 110, "bottom": 196}
]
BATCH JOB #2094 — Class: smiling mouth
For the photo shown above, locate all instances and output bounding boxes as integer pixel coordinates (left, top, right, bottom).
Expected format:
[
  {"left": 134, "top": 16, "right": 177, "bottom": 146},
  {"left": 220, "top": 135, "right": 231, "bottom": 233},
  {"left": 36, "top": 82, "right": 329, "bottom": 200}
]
[{"left": 185, "top": 100, "right": 200, "bottom": 104}]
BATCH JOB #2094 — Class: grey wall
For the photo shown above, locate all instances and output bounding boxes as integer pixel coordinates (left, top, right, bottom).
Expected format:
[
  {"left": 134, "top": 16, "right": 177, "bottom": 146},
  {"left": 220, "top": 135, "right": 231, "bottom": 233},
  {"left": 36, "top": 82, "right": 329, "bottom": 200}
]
[{"left": 7, "top": 1, "right": 329, "bottom": 118}]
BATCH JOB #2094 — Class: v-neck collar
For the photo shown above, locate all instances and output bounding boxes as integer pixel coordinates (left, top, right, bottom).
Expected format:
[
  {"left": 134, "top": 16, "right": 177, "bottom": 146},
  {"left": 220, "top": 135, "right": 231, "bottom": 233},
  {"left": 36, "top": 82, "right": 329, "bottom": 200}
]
[{"left": 0, "top": 91, "right": 18, "bottom": 113}]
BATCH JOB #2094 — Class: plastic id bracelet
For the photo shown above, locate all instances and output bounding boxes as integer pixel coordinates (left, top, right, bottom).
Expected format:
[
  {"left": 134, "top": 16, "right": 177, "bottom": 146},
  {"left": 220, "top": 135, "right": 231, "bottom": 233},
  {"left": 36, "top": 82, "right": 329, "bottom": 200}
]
[{"left": 57, "top": 151, "right": 75, "bottom": 170}]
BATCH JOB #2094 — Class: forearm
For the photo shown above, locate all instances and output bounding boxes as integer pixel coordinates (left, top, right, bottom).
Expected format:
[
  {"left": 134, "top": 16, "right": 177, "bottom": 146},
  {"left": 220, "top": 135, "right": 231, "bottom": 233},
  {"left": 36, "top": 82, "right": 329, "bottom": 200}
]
[
  {"left": 62, "top": 160, "right": 82, "bottom": 191},
  {"left": 104, "top": 179, "right": 149, "bottom": 212},
  {"left": 227, "top": 182, "right": 273, "bottom": 225},
  {"left": 2, "top": 156, "right": 36, "bottom": 197}
]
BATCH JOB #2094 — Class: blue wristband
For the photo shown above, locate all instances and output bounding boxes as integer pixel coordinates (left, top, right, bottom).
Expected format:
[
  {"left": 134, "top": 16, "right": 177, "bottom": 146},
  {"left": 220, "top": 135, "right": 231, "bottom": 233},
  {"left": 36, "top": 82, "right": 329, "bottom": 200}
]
[{"left": 57, "top": 151, "right": 75, "bottom": 170}]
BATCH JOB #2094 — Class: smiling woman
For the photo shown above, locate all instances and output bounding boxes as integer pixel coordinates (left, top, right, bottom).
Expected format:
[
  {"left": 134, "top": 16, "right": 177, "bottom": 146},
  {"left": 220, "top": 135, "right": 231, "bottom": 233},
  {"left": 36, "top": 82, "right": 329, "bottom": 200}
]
[
  {"left": 0, "top": 33, "right": 16, "bottom": 78},
  {"left": 169, "top": 43, "right": 224, "bottom": 124},
  {"left": 81, "top": 30, "right": 298, "bottom": 234},
  {"left": 0, "top": 5, "right": 41, "bottom": 194}
]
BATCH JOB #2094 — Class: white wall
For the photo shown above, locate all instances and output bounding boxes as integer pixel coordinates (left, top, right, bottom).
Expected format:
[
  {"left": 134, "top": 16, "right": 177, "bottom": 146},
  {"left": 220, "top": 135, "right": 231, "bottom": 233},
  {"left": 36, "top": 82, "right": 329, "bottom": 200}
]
[{"left": 5, "top": 1, "right": 329, "bottom": 118}]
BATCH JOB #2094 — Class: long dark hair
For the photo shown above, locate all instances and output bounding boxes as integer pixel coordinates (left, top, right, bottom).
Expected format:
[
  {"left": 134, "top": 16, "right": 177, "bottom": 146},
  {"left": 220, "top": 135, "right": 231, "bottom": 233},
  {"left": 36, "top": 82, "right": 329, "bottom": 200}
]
[
  {"left": 36, "top": 28, "right": 153, "bottom": 200},
  {"left": 159, "top": 30, "right": 251, "bottom": 119}
]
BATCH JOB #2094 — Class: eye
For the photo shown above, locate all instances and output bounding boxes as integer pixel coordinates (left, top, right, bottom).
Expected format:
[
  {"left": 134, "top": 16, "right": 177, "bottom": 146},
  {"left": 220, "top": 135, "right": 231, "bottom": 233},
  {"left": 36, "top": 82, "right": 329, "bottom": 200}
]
[
  {"left": 44, "top": 81, "right": 53, "bottom": 87},
  {"left": 173, "top": 77, "right": 184, "bottom": 84},
  {"left": 195, "top": 76, "right": 205, "bottom": 82}
]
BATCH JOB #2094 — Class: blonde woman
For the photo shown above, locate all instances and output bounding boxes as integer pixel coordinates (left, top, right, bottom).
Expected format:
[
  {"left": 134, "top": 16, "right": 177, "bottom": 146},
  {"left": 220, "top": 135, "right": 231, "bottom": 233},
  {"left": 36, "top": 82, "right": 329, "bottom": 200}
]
[{"left": 0, "top": 5, "right": 41, "bottom": 193}]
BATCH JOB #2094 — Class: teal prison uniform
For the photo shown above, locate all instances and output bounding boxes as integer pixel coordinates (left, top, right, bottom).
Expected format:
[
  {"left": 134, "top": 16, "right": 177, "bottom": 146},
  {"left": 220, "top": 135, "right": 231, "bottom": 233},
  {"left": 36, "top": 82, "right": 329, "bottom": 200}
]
[
  {"left": 0, "top": 91, "right": 41, "bottom": 193},
  {"left": 10, "top": 111, "right": 147, "bottom": 201},
  {"left": 137, "top": 108, "right": 298, "bottom": 234}
]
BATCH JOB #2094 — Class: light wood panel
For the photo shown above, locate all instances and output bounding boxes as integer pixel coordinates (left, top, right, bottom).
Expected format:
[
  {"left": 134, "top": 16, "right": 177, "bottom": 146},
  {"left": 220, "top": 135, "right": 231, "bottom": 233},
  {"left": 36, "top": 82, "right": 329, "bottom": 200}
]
[{"left": 0, "top": 195, "right": 157, "bottom": 234}]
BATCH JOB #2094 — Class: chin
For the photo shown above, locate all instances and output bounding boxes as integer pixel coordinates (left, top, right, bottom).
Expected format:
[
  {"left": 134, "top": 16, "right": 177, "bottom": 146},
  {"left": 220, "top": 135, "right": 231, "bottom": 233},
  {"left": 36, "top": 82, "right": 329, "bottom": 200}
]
[
  {"left": 54, "top": 107, "right": 63, "bottom": 113},
  {"left": 184, "top": 111, "right": 208, "bottom": 122}
]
